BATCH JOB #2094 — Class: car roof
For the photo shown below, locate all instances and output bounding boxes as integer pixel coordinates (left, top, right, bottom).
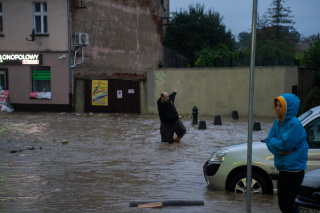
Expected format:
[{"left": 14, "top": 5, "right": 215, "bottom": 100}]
[
  {"left": 310, "top": 105, "right": 320, "bottom": 114},
  {"left": 300, "top": 105, "right": 320, "bottom": 125}
]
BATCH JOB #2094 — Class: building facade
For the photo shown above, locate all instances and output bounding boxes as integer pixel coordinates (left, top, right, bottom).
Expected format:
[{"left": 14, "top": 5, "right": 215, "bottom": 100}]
[
  {"left": 0, "top": 0, "right": 71, "bottom": 111},
  {"left": 71, "top": 0, "right": 168, "bottom": 114}
]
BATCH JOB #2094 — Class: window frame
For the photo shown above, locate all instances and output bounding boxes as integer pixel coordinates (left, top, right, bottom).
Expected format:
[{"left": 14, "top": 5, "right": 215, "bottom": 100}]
[{"left": 32, "top": 2, "right": 48, "bottom": 35}]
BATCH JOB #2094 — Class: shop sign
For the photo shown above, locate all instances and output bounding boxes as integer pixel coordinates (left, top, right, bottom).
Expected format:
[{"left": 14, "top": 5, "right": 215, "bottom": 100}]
[{"left": 0, "top": 53, "right": 43, "bottom": 65}]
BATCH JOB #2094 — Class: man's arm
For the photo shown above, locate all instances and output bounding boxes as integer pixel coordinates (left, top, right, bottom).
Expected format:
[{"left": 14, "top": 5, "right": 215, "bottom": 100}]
[{"left": 169, "top": 90, "right": 178, "bottom": 103}]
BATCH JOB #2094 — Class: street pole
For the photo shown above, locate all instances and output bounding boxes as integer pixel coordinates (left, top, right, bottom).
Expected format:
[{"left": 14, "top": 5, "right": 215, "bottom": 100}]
[{"left": 247, "top": 0, "right": 258, "bottom": 212}]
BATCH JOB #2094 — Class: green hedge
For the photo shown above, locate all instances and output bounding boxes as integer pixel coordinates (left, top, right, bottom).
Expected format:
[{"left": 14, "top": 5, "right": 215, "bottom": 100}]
[{"left": 300, "top": 87, "right": 320, "bottom": 114}]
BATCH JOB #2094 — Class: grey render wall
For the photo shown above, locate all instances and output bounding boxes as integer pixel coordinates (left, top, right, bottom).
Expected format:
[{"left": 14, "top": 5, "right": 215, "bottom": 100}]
[{"left": 147, "top": 66, "right": 298, "bottom": 117}]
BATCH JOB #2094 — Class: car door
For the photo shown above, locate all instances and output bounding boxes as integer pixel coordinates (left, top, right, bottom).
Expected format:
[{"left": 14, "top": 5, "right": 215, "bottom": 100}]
[{"left": 304, "top": 117, "right": 320, "bottom": 172}]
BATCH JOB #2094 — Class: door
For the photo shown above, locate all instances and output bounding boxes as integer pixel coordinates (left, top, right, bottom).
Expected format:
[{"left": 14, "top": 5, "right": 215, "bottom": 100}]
[{"left": 85, "top": 79, "right": 140, "bottom": 113}]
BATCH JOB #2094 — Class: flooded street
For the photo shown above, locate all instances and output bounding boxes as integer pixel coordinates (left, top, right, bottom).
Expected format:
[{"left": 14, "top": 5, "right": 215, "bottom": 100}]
[{"left": 0, "top": 112, "right": 280, "bottom": 212}]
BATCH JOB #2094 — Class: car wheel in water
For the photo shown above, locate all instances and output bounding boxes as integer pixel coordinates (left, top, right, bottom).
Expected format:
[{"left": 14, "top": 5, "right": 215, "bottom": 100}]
[{"left": 228, "top": 172, "right": 268, "bottom": 194}]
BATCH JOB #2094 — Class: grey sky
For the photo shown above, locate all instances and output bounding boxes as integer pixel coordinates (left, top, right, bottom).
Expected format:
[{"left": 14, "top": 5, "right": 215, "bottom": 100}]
[{"left": 169, "top": 0, "right": 320, "bottom": 39}]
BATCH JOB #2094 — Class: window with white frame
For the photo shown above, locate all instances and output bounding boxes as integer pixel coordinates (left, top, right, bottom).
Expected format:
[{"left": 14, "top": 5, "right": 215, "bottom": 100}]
[
  {"left": 33, "top": 2, "right": 48, "bottom": 34},
  {"left": 0, "top": 3, "right": 3, "bottom": 33}
]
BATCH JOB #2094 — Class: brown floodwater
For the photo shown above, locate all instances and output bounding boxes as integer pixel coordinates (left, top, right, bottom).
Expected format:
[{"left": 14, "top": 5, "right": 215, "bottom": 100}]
[{"left": 0, "top": 112, "right": 280, "bottom": 212}]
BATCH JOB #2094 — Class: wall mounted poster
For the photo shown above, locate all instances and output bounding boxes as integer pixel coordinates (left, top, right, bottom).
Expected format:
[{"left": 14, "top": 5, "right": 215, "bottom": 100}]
[{"left": 92, "top": 80, "right": 108, "bottom": 106}]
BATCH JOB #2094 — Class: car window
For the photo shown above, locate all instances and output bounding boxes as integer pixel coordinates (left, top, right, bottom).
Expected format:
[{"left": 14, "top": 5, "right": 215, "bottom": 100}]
[{"left": 304, "top": 118, "right": 320, "bottom": 149}]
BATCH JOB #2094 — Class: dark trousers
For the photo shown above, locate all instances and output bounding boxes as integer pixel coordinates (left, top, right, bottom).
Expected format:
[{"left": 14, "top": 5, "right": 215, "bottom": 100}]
[
  {"left": 277, "top": 170, "right": 304, "bottom": 213},
  {"left": 160, "top": 119, "right": 186, "bottom": 142}
]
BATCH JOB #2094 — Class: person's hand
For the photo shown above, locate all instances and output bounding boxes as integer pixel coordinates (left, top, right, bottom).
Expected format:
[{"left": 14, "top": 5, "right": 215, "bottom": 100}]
[
  {"left": 179, "top": 115, "right": 184, "bottom": 119},
  {"left": 279, "top": 149, "right": 293, "bottom": 155},
  {"left": 174, "top": 89, "right": 178, "bottom": 93}
]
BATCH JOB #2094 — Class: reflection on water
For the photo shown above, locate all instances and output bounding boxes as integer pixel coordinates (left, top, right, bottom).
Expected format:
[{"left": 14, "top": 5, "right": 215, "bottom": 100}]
[{"left": 0, "top": 112, "right": 279, "bottom": 212}]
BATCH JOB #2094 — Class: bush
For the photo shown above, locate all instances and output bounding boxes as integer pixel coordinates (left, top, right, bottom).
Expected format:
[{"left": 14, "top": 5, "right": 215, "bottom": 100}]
[{"left": 300, "top": 87, "right": 320, "bottom": 113}]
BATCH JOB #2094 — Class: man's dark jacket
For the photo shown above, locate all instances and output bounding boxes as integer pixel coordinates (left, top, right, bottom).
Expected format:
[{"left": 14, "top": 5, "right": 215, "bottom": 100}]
[{"left": 157, "top": 92, "right": 179, "bottom": 124}]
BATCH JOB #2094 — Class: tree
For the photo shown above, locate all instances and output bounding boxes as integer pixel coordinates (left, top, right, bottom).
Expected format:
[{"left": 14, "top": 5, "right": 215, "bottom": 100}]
[
  {"left": 164, "top": 3, "right": 236, "bottom": 66},
  {"left": 264, "top": 0, "right": 296, "bottom": 39},
  {"left": 237, "top": 0, "right": 300, "bottom": 62},
  {"left": 302, "top": 33, "right": 320, "bottom": 43},
  {"left": 194, "top": 44, "right": 234, "bottom": 67},
  {"left": 237, "top": 32, "right": 251, "bottom": 49},
  {"left": 300, "top": 87, "right": 320, "bottom": 113},
  {"left": 302, "top": 40, "right": 320, "bottom": 83}
]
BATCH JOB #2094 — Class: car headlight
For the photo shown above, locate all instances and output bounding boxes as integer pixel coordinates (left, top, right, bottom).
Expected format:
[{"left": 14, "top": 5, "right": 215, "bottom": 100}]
[{"left": 208, "top": 148, "right": 228, "bottom": 162}]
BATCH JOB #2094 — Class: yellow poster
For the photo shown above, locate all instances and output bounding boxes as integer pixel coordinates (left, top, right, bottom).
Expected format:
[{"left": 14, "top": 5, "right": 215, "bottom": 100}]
[{"left": 92, "top": 80, "right": 108, "bottom": 106}]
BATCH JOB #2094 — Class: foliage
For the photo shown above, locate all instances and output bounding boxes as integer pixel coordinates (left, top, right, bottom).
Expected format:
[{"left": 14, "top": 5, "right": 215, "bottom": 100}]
[
  {"left": 194, "top": 44, "right": 234, "bottom": 67},
  {"left": 237, "top": 32, "right": 251, "bottom": 49},
  {"left": 164, "top": 3, "right": 236, "bottom": 66},
  {"left": 194, "top": 47, "right": 215, "bottom": 67},
  {"left": 300, "top": 87, "right": 320, "bottom": 114},
  {"left": 237, "top": 0, "right": 299, "bottom": 61},
  {"left": 301, "top": 40, "right": 320, "bottom": 82},
  {"left": 265, "top": 0, "right": 295, "bottom": 30},
  {"left": 302, "top": 34, "right": 320, "bottom": 43},
  {"left": 256, "top": 39, "right": 296, "bottom": 59}
]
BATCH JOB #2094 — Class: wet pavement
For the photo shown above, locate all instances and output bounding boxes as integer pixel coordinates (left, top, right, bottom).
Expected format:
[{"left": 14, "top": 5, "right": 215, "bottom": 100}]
[{"left": 0, "top": 112, "right": 280, "bottom": 212}]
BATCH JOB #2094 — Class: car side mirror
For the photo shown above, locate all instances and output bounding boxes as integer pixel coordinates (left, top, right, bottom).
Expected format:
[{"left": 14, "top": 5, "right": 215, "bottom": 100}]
[{"left": 307, "top": 129, "right": 314, "bottom": 141}]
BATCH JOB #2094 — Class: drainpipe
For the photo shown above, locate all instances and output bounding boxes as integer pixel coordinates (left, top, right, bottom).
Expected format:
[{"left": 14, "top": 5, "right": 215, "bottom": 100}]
[{"left": 67, "top": 0, "right": 72, "bottom": 111}]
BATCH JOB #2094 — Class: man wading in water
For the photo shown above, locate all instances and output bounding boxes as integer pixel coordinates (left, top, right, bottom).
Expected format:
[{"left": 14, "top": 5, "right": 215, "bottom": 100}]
[{"left": 157, "top": 90, "right": 186, "bottom": 143}]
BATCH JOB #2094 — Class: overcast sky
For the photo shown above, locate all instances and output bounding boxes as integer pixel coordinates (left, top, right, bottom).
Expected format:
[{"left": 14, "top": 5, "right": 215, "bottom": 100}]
[{"left": 169, "top": 0, "right": 320, "bottom": 40}]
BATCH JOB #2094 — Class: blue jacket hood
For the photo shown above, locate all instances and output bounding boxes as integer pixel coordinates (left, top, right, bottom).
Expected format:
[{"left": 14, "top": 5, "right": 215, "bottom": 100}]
[{"left": 274, "top": 93, "right": 300, "bottom": 125}]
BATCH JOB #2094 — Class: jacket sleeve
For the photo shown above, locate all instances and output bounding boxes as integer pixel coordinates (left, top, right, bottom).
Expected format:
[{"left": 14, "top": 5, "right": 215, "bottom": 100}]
[
  {"left": 265, "top": 121, "right": 279, "bottom": 156},
  {"left": 267, "top": 119, "right": 302, "bottom": 153},
  {"left": 169, "top": 92, "right": 177, "bottom": 103}
]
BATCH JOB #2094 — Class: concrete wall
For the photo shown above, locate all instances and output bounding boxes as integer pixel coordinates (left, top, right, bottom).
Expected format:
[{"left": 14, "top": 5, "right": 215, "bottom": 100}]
[
  {"left": 147, "top": 66, "right": 298, "bottom": 117},
  {"left": 71, "top": 0, "right": 167, "bottom": 80},
  {"left": 75, "top": 79, "right": 85, "bottom": 113}
]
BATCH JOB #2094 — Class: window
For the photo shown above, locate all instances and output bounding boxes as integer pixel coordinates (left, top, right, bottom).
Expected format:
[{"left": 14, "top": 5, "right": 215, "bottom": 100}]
[
  {"left": 0, "top": 3, "right": 3, "bottom": 33},
  {"left": 33, "top": 2, "right": 47, "bottom": 34},
  {"left": 305, "top": 118, "right": 320, "bottom": 148},
  {"left": 0, "top": 69, "right": 8, "bottom": 90},
  {"left": 32, "top": 66, "right": 51, "bottom": 92}
]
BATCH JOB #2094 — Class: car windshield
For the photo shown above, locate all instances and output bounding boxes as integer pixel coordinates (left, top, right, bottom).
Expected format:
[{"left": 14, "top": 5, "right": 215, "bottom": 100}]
[{"left": 298, "top": 110, "right": 312, "bottom": 122}]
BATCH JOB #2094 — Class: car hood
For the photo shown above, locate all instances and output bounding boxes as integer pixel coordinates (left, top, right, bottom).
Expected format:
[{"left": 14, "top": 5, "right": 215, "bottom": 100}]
[
  {"left": 301, "top": 169, "right": 320, "bottom": 189},
  {"left": 226, "top": 141, "right": 272, "bottom": 155},
  {"left": 297, "top": 169, "right": 320, "bottom": 203},
  {"left": 222, "top": 141, "right": 275, "bottom": 167}
]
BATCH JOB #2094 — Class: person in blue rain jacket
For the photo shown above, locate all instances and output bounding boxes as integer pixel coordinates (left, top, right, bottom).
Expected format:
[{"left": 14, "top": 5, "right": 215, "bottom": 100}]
[{"left": 265, "top": 93, "right": 308, "bottom": 213}]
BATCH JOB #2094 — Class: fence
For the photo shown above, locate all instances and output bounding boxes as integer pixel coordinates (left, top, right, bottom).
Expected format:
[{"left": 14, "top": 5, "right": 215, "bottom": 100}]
[
  {"left": 163, "top": 46, "right": 189, "bottom": 68},
  {"left": 214, "top": 57, "right": 300, "bottom": 67}
]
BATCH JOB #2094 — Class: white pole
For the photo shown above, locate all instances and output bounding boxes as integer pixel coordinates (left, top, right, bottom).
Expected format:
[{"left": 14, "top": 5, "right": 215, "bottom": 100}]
[{"left": 247, "top": 0, "right": 258, "bottom": 212}]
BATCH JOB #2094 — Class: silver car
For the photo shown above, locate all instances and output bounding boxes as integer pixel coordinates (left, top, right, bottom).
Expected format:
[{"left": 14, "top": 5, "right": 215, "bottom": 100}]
[{"left": 203, "top": 105, "right": 320, "bottom": 194}]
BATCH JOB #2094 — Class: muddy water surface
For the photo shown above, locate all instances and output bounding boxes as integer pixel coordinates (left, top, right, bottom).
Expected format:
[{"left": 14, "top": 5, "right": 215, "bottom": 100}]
[{"left": 0, "top": 112, "right": 280, "bottom": 212}]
